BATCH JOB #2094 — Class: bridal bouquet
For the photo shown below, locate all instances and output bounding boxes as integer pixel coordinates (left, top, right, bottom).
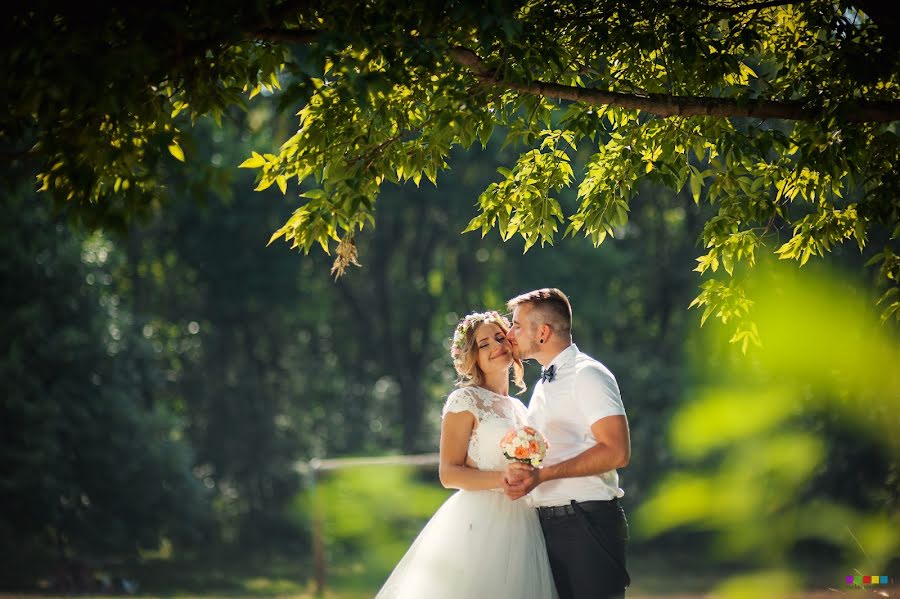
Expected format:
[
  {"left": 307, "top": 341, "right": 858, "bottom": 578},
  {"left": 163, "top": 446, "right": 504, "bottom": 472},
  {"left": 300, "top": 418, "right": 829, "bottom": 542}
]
[{"left": 500, "top": 426, "right": 549, "bottom": 467}]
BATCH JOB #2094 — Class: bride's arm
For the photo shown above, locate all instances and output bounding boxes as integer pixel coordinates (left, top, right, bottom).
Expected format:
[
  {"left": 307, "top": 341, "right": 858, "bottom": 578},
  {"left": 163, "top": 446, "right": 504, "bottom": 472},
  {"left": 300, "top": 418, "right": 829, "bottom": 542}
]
[{"left": 438, "top": 411, "right": 504, "bottom": 491}]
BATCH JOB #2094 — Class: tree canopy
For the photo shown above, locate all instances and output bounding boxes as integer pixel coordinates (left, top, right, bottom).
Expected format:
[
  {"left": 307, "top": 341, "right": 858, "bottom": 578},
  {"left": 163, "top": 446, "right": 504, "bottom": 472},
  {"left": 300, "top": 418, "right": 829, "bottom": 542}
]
[{"left": 4, "top": 0, "right": 900, "bottom": 344}]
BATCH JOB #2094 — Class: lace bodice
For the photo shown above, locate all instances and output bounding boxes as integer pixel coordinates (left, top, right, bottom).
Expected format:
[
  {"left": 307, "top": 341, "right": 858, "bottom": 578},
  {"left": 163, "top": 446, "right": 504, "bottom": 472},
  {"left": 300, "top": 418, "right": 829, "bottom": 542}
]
[{"left": 441, "top": 386, "right": 529, "bottom": 471}]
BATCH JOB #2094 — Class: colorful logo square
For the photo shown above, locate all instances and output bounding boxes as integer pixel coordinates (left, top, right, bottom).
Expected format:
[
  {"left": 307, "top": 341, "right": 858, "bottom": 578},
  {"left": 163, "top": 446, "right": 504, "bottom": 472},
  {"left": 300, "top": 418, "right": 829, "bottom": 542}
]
[{"left": 845, "top": 574, "right": 890, "bottom": 586}]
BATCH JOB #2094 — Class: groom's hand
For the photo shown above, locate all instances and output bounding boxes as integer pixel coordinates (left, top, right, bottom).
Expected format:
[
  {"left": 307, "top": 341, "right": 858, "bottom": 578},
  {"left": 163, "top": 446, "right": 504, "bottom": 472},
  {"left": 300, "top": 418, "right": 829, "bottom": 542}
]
[
  {"left": 504, "top": 462, "right": 530, "bottom": 483},
  {"left": 503, "top": 463, "right": 540, "bottom": 500}
]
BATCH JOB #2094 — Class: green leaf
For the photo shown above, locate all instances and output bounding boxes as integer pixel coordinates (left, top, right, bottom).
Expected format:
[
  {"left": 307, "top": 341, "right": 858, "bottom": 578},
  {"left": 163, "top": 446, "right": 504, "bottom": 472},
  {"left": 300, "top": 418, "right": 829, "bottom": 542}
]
[
  {"left": 168, "top": 142, "right": 185, "bottom": 162},
  {"left": 267, "top": 224, "right": 291, "bottom": 247},
  {"left": 300, "top": 189, "right": 328, "bottom": 200},
  {"left": 690, "top": 172, "right": 702, "bottom": 204},
  {"left": 425, "top": 162, "right": 438, "bottom": 185},
  {"left": 255, "top": 178, "right": 275, "bottom": 192},
  {"left": 239, "top": 152, "right": 266, "bottom": 169},
  {"left": 700, "top": 305, "right": 714, "bottom": 326},
  {"left": 479, "top": 120, "right": 494, "bottom": 148},
  {"left": 739, "top": 62, "right": 757, "bottom": 79},
  {"left": 462, "top": 215, "right": 483, "bottom": 234},
  {"left": 693, "top": 139, "right": 706, "bottom": 162}
]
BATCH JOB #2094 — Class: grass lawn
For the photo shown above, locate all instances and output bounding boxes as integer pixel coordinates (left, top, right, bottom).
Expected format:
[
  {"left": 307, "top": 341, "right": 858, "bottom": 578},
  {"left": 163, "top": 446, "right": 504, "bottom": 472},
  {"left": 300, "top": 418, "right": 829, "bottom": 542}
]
[{"left": 3, "top": 548, "right": 889, "bottom": 599}]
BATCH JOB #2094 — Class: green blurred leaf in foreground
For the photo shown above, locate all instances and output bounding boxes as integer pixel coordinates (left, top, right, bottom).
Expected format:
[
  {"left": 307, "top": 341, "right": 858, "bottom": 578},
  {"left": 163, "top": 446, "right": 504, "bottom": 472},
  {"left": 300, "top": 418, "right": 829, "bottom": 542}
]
[{"left": 637, "top": 260, "right": 899, "bottom": 598}]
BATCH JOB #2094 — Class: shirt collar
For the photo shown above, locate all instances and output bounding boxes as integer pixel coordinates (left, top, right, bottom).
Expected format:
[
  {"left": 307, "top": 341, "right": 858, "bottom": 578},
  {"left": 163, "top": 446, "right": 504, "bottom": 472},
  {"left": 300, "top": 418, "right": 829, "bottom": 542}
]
[{"left": 545, "top": 343, "right": 578, "bottom": 373}]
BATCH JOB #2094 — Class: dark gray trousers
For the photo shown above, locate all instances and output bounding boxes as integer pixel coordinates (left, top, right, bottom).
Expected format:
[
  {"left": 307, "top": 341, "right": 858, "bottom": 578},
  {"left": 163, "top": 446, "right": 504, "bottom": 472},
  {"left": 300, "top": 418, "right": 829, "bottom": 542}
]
[{"left": 538, "top": 499, "right": 630, "bottom": 599}]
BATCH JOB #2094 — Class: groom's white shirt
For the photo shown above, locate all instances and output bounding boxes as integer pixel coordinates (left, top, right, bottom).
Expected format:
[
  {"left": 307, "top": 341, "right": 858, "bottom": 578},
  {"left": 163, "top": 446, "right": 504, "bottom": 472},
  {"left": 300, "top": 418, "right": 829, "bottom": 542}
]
[{"left": 526, "top": 343, "right": 626, "bottom": 506}]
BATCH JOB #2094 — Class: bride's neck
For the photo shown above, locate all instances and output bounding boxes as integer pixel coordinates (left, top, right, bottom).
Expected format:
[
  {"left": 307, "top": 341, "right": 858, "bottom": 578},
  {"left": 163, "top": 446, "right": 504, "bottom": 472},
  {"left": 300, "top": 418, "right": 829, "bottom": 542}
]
[{"left": 480, "top": 370, "right": 509, "bottom": 396}]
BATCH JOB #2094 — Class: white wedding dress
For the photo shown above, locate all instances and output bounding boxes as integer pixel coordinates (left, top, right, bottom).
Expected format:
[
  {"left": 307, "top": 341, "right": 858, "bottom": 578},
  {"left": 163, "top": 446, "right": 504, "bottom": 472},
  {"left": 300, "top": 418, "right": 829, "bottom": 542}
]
[{"left": 375, "top": 386, "right": 559, "bottom": 599}]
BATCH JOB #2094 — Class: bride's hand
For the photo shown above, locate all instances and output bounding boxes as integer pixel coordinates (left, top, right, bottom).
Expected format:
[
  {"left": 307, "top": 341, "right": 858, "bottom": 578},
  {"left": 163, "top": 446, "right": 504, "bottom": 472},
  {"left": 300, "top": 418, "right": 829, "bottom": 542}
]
[
  {"left": 503, "top": 462, "right": 535, "bottom": 499},
  {"left": 503, "top": 462, "right": 540, "bottom": 499},
  {"left": 505, "top": 461, "right": 533, "bottom": 484}
]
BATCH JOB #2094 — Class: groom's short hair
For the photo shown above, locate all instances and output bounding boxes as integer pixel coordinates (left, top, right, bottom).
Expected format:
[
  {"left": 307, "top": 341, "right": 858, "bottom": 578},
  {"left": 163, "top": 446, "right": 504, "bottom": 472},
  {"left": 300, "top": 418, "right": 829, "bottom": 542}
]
[{"left": 506, "top": 288, "right": 572, "bottom": 335}]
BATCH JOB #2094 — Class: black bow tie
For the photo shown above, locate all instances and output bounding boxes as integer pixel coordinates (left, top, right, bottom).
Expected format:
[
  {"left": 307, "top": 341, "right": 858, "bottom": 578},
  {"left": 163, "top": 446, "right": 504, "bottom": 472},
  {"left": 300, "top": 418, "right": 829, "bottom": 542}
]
[{"left": 540, "top": 365, "right": 556, "bottom": 383}]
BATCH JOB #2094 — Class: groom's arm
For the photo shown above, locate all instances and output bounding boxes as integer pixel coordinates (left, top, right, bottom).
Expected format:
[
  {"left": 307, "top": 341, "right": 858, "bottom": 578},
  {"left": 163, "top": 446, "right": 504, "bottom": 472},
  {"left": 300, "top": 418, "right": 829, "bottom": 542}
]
[
  {"left": 504, "top": 415, "right": 630, "bottom": 499},
  {"left": 543, "top": 415, "right": 631, "bottom": 480},
  {"left": 550, "top": 363, "right": 632, "bottom": 478},
  {"left": 505, "top": 366, "right": 630, "bottom": 499}
]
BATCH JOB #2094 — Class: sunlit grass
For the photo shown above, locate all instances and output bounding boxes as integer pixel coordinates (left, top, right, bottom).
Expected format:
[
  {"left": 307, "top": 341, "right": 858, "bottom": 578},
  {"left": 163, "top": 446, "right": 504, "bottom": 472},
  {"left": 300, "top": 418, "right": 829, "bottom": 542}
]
[
  {"left": 241, "top": 576, "right": 306, "bottom": 594},
  {"left": 290, "top": 464, "right": 453, "bottom": 593}
]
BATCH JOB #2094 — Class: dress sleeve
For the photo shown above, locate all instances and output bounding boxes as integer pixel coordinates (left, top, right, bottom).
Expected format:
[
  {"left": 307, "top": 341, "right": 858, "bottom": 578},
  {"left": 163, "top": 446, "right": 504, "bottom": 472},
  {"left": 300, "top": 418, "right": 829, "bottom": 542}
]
[
  {"left": 442, "top": 388, "right": 479, "bottom": 420},
  {"left": 574, "top": 364, "right": 626, "bottom": 424}
]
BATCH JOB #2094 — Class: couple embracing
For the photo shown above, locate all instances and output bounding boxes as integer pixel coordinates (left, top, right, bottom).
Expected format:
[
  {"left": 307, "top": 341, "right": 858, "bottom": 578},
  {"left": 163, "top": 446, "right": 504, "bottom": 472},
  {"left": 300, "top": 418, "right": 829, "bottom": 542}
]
[{"left": 376, "top": 288, "right": 632, "bottom": 599}]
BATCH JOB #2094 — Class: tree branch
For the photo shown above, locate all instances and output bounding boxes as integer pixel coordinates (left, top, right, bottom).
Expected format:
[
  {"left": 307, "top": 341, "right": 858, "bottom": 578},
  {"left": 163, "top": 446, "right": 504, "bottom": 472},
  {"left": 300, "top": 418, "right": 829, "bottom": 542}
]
[
  {"left": 448, "top": 47, "right": 900, "bottom": 123},
  {"left": 674, "top": 0, "right": 804, "bottom": 14},
  {"left": 251, "top": 28, "right": 900, "bottom": 123}
]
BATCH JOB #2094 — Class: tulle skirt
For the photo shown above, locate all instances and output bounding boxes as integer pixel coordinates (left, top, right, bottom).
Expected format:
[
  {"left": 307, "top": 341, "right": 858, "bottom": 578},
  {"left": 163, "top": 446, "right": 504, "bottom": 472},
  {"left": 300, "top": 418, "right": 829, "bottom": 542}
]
[{"left": 375, "top": 489, "right": 559, "bottom": 599}]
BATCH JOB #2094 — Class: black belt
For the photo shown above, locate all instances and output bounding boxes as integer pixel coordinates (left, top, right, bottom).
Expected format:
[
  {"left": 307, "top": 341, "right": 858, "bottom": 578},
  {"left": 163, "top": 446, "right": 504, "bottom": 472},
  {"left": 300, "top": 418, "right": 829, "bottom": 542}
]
[{"left": 536, "top": 498, "right": 619, "bottom": 520}]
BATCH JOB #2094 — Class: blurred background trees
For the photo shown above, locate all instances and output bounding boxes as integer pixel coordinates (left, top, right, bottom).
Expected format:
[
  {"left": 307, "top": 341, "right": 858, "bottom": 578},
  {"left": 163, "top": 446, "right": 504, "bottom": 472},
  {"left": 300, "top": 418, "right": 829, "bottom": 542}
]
[
  {"left": 0, "top": 91, "right": 704, "bottom": 583},
  {"left": 4, "top": 96, "right": 896, "bottom": 596},
  {"left": 2, "top": 1, "right": 898, "bottom": 596}
]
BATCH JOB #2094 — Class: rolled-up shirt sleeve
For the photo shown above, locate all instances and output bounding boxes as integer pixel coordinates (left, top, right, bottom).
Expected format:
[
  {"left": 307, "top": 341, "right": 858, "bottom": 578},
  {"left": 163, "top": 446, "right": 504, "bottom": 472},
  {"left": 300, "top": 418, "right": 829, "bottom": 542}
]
[{"left": 574, "top": 365, "right": 626, "bottom": 424}]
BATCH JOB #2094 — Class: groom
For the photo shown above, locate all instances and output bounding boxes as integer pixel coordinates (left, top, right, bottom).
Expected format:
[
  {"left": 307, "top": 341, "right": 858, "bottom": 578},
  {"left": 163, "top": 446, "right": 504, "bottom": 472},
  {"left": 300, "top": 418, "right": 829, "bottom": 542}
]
[{"left": 503, "top": 288, "right": 632, "bottom": 599}]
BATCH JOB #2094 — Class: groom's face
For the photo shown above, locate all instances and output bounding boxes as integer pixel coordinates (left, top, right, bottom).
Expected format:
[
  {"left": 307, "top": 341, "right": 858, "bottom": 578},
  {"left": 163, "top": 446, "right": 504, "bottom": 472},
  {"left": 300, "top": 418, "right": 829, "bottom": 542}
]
[{"left": 508, "top": 304, "right": 539, "bottom": 360}]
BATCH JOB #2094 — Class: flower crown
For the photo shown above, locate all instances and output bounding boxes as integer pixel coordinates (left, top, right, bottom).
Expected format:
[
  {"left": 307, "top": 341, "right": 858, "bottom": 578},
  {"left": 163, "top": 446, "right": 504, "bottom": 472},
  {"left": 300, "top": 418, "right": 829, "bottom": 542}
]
[{"left": 450, "top": 310, "right": 510, "bottom": 374}]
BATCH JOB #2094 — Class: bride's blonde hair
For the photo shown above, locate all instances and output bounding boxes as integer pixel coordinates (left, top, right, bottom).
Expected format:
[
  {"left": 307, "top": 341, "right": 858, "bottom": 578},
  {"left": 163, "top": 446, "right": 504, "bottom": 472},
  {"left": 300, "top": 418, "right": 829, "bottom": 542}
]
[{"left": 450, "top": 311, "right": 525, "bottom": 393}]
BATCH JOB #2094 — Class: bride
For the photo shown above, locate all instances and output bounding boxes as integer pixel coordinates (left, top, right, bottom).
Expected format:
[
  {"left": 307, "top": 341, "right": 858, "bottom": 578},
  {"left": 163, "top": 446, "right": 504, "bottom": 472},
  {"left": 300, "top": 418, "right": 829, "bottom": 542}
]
[{"left": 375, "top": 311, "right": 559, "bottom": 599}]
